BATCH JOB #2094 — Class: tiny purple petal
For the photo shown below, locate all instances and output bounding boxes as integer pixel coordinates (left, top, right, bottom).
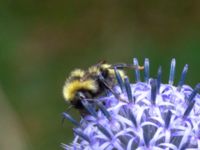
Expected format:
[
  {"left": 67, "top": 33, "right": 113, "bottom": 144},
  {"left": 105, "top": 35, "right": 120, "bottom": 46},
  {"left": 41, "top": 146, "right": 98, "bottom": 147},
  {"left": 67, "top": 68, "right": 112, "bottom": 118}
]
[{"left": 62, "top": 59, "right": 200, "bottom": 150}]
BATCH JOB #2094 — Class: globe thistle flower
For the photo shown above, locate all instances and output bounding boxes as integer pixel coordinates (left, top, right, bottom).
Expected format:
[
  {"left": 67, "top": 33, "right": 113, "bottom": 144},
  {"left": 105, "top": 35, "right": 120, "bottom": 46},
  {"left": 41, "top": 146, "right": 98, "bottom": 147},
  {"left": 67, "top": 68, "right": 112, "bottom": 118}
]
[{"left": 62, "top": 58, "right": 200, "bottom": 150}]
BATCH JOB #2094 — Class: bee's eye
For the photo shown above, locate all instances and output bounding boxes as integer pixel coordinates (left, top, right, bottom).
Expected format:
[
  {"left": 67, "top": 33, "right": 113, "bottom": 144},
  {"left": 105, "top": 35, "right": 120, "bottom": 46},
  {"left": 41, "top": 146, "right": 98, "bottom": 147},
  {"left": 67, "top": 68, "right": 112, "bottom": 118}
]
[{"left": 77, "top": 92, "right": 85, "bottom": 99}]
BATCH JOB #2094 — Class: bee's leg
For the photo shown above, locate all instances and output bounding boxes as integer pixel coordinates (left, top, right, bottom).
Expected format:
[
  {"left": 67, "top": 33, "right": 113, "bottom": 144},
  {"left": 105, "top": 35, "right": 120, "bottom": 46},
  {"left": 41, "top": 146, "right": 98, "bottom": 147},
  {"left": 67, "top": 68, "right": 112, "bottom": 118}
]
[
  {"left": 62, "top": 105, "right": 76, "bottom": 126},
  {"left": 99, "top": 74, "right": 127, "bottom": 102},
  {"left": 112, "top": 63, "right": 144, "bottom": 70}
]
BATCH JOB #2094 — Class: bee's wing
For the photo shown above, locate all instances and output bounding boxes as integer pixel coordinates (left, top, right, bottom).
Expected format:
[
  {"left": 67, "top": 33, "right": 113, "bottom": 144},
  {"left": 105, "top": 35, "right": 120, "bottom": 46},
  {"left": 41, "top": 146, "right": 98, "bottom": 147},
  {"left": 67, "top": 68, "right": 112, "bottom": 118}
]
[
  {"left": 81, "top": 60, "right": 107, "bottom": 81},
  {"left": 81, "top": 73, "right": 90, "bottom": 81},
  {"left": 94, "top": 60, "right": 107, "bottom": 68}
]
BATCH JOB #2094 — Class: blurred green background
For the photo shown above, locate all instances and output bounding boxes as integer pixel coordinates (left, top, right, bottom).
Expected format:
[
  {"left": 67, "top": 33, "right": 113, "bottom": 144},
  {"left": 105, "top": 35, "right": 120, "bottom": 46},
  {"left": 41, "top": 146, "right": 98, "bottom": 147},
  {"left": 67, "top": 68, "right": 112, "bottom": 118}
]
[{"left": 0, "top": 1, "right": 200, "bottom": 150}]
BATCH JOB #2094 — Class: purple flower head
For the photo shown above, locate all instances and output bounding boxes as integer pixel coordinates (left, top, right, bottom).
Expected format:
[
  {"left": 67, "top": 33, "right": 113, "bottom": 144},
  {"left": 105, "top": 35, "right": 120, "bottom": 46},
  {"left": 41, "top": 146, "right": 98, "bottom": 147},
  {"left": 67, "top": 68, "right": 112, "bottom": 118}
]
[{"left": 62, "top": 58, "right": 200, "bottom": 150}]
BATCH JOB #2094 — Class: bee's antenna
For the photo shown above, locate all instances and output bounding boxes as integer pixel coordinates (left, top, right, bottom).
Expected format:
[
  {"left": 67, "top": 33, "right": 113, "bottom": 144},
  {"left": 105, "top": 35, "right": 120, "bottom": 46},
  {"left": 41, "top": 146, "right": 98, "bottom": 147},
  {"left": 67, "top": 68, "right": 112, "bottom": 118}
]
[
  {"left": 66, "top": 104, "right": 73, "bottom": 111},
  {"left": 61, "top": 117, "right": 65, "bottom": 126}
]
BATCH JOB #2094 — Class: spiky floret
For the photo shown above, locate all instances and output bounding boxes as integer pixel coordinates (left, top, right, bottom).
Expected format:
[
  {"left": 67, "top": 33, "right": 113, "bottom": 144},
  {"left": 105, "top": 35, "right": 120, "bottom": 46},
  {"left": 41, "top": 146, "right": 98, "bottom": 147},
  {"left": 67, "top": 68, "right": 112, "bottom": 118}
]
[{"left": 62, "top": 58, "right": 200, "bottom": 150}]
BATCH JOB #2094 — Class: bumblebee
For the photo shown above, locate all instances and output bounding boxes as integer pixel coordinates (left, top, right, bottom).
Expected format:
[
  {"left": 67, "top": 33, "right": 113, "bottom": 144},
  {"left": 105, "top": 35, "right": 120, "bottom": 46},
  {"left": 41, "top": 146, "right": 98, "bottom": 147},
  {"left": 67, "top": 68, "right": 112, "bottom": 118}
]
[{"left": 63, "top": 61, "right": 143, "bottom": 113}]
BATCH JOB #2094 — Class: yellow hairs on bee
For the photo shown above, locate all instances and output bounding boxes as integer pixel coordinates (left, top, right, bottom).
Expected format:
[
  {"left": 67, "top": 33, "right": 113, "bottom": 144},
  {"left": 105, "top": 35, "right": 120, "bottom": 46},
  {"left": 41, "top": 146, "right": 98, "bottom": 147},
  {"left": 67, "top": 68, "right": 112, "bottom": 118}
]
[
  {"left": 70, "top": 69, "right": 85, "bottom": 78},
  {"left": 63, "top": 79, "right": 98, "bottom": 102},
  {"left": 101, "top": 64, "right": 111, "bottom": 69},
  {"left": 88, "top": 66, "right": 100, "bottom": 74}
]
